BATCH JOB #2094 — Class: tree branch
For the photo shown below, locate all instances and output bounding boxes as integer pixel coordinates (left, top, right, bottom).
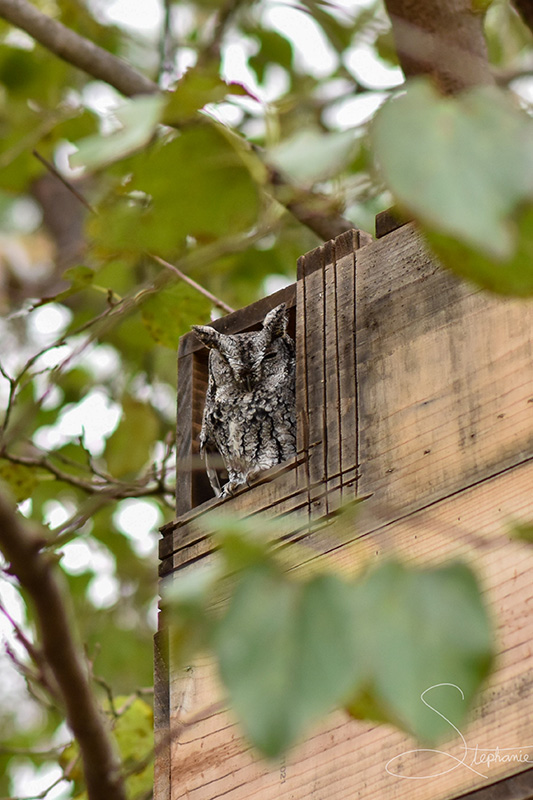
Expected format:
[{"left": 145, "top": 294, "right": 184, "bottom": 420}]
[
  {"left": 512, "top": 0, "right": 533, "bottom": 37},
  {"left": 382, "top": 0, "right": 495, "bottom": 94},
  {"left": 0, "top": 0, "right": 367, "bottom": 242},
  {"left": 0, "top": 449, "right": 173, "bottom": 499},
  {"left": 0, "top": 492, "right": 127, "bottom": 800},
  {"left": 0, "top": 0, "right": 157, "bottom": 97}
]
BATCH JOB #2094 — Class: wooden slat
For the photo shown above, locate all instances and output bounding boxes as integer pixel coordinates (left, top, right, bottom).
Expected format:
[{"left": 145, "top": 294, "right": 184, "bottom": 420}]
[
  {"left": 301, "top": 243, "right": 328, "bottom": 518},
  {"left": 336, "top": 250, "right": 358, "bottom": 498},
  {"left": 324, "top": 253, "right": 341, "bottom": 512},
  {"left": 375, "top": 206, "right": 409, "bottom": 238},
  {"left": 175, "top": 351, "right": 193, "bottom": 517},
  {"left": 167, "top": 460, "right": 533, "bottom": 800},
  {"left": 153, "top": 627, "right": 170, "bottom": 800}
]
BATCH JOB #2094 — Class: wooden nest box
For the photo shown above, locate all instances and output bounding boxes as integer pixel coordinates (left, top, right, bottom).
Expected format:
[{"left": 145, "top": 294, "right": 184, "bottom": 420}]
[{"left": 156, "top": 216, "right": 533, "bottom": 800}]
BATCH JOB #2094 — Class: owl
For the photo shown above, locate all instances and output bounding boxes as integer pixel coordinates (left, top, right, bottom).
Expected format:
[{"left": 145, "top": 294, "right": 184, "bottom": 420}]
[{"left": 192, "top": 303, "right": 296, "bottom": 498}]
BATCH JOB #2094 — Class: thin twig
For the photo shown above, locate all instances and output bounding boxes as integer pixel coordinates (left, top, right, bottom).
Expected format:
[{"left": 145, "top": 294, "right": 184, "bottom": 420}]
[
  {"left": 0, "top": 450, "right": 173, "bottom": 499},
  {"left": 149, "top": 254, "right": 235, "bottom": 314},
  {"left": 33, "top": 150, "right": 97, "bottom": 214},
  {"left": 0, "top": 0, "right": 157, "bottom": 97},
  {"left": 0, "top": 362, "right": 16, "bottom": 444}
]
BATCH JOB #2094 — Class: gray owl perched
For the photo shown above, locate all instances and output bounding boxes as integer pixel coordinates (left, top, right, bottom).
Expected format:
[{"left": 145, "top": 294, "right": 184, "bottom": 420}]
[{"left": 192, "top": 303, "right": 296, "bottom": 498}]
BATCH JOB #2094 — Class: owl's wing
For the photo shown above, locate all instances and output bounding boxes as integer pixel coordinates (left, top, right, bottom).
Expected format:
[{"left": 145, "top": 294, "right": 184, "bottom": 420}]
[
  {"left": 203, "top": 447, "right": 222, "bottom": 497},
  {"left": 199, "top": 365, "right": 223, "bottom": 497}
]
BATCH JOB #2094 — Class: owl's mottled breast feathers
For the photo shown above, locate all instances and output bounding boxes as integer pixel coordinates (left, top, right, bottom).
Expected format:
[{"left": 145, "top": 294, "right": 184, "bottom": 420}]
[{"left": 192, "top": 303, "right": 296, "bottom": 498}]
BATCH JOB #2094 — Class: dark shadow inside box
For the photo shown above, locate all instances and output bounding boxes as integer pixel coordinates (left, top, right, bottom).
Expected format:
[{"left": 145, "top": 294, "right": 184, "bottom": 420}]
[{"left": 184, "top": 290, "right": 297, "bottom": 512}]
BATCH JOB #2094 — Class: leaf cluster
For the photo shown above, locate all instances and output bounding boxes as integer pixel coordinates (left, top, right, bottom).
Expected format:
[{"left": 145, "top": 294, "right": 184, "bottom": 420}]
[{"left": 164, "top": 515, "right": 494, "bottom": 759}]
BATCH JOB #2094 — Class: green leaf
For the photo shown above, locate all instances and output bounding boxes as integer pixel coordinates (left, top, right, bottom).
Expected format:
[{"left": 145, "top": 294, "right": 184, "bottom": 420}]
[
  {"left": 509, "top": 519, "right": 533, "bottom": 542},
  {"left": 129, "top": 124, "right": 262, "bottom": 241},
  {"left": 269, "top": 128, "right": 358, "bottom": 183},
  {"left": 346, "top": 561, "right": 494, "bottom": 743},
  {"left": 0, "top": 460, "right": 41, "bottom": 502},
  {"left": 32, "top": 265, "right": 96, "bottom": 308},
  {"left": 215, "top": 565, "right": 363, "bottom": 758},
  {"left": 70, "top": 95, "right": 167, "bottom": 170},
  {"left": 372, "top": 80, "right": 533, "bottom": 263},
  {"left": 113, "top": 697, "right": 153, "bottom": 798},
  {"left": 104, "top": 397, "right": 160, "bottom": 478},
  {"left": 425, "top": 204, "right": 533, "bottom": 296},
  {"left": 164, "top": 561, "right": 221, "bottom": 665},
  {"left": 89, "top": 123, "right": 262, "bottom": 255},
  {"left": 59, "top": 698, "right": 153, "bottom": 800},
  {"left": 164, "top": 64, "right": 250, "bottom": 125},
  {"left": 248, "top": 29, "right": 293, "bottom": 83},
  {"left": 141, "top": 280, "right": 212, "bottom": 348}
]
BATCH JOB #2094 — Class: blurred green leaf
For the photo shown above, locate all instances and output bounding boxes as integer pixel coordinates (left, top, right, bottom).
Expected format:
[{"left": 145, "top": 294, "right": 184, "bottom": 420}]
[
  {"left": 215, "top": 564, "right": 363, "bottom": 758},
  {"left": 269, "top": 128, "right": 358, "bottom": 183},
  {"left": 425, "top": 204, "right": 533, "bottom": 296},
  {"left": 509, "top": 519, "right": 533, "bottom": 542},
  {"left": 141, "top": 280, "right": 211, "bottom": 348},
  {"left": 33, "top": 265, "right": 95, "bottom": 307},
  {"left": 372, "top": 80, "right": 533, "bottom": 275},
  {"left": 0, "top": 460, "right": 42, "bottom": 502},
  {"left": 248, "top": 29, "right": 293, "bottom": 83},
  {"left": 104, "top": 397, "right": 160, "bottom": 478},
  {"left": 89, "top": 123, "right": 262, "bottom": 255},
  {"left": 70, "top": 95, "right": 167, "bottom": 170},
  {"left": 113, "top": 697, "right": 153, "bottom": 798},
  {"left": 165, "top": 561, "right": 221, "bottom": 665},
  {"left": 164, "top": 64, "right": 250, "bottom": 124},
  {"left": 346, "top": 560, "right": 494, "bottom": 743}
]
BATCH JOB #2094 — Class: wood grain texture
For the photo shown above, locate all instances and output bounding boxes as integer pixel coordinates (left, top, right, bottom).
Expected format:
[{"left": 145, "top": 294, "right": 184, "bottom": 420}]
[
  {"left": 153, "top": 628, "right": 170, "bottom": 800},
  {"left": 356, "top": 223, "right": 533, "bottom": 511},
  {"left": 166, "top": 460, "right": 533, "bottom": 800}
]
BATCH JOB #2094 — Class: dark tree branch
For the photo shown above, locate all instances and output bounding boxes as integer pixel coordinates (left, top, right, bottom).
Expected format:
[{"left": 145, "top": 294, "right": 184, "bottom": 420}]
[
  {"left": 0, "top": 449, "right": 173, "bottom": 498},
  {"left": 382, "top": 0, "right": 495, "bottom": 94},
  {"left": 512, "top": 0, "right": 533, "bottom": 36},
  {"left": 0, "top": 0, "right": 367, "bottom": 242},
  {"left": 0, "top": 492, "right": 127, "bottom": 800},
  {"left": 0, "top": 0, "right": 156, "bottom": 96}
]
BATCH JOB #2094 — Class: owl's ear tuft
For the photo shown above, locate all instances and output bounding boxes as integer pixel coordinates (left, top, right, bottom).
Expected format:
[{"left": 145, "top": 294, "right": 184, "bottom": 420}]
[
  {"left": 262, "top": 304, "right": 288, "bottom": 338},
  {"left": 192, "top": 325, "right": 221, "bottom": 349}
]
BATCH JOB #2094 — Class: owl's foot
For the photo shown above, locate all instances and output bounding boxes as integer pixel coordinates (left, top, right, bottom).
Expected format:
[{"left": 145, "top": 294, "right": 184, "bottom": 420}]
[
  {"left": 219, "top": 479, "right": 245, "bottom": 499},
  {"left": 219, "top": 467, "right": 269, "bottom": 499}
]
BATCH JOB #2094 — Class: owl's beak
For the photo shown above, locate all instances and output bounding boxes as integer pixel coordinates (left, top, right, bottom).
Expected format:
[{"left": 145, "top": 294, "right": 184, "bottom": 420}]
[{"left": 246, "top": 376, "right": 253, "bottom": 392}]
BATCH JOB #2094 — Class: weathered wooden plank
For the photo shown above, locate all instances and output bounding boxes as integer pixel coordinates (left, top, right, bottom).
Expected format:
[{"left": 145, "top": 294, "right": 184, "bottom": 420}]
[
  {"left": 167, "top": 459, "right": 533, "bottom": 800},
  {"left": 297, "top": 240, "right": 324, "bottom": 282},
  {"left": 375, "top": 206, "right": 409, "bottom": 238},
  {"left": 154, "top": 627, "right": 170, "bottom": 800},
  {"left": 301, "top": 245, "right": 328, "bottom": 518},
  {"left": 175, "top": 352, "right": 193, "bottom": 517},
  {"left": 335, "top": 251, "right": 358, "bottom": 500},
  {"left": 355, "top": 223, "right": 533, "bottom": 512},
  {"left": 324, "top": 258, "right": 341, "bottom": 512},
  {"left": 159, "top": 463, "right": 363, "bottom": 576}
]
